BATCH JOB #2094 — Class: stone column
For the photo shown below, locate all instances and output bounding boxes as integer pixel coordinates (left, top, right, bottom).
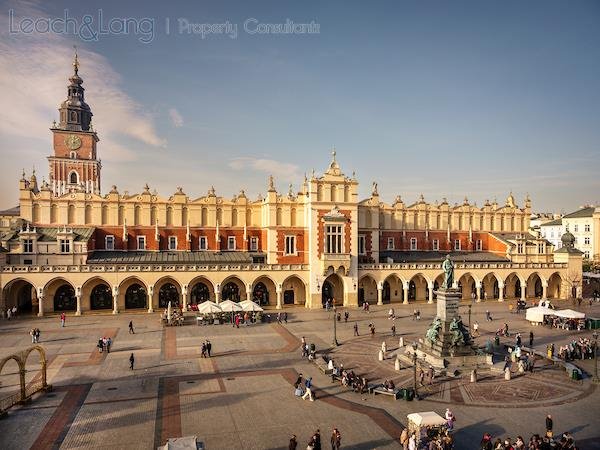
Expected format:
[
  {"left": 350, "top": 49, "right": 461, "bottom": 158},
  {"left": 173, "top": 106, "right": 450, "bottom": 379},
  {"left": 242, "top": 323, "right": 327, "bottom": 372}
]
[
  {"left": 520, "top": 280, "right": 526, "bottom": 301},
  {"left": 112, "top": 286, "right": 119, "bottom": 314},
  {"left": 276, "top": 285, "right": 283, "bottom": 310},
  {"left": 75, "top": 286, "right": 82, "bottom": 316},
  {"left": 476, "top": 282, "right": 482, "bottom": 303},
  {"left": 403, "top": 282, "right": 409, "bottom": 305},
  {"left": 542, "top": 282, "right": 547, "bottom": 301},
  {"left": 427, "top": 281, "right": 434, "bottom": 304},
  {"left": 377, "top": 282, "right": 383, "bottom": 306},
  {"left": 182, "top": 285, "right": 188, "bottom": 312},
  {"left": 147, "top": 285, "right": 154, "bottom": 313},
  {"left": 37, "top": 287, "right": 44, "bottom": 317},
  {"left": 246, "top": 284, "right": 252, "bottom": 303},
  {"left": 498, "top": 282, "right": 504, "bottom": 302},
  {"left": 215, "top": 284, "right": 221, "bottom": 304}
]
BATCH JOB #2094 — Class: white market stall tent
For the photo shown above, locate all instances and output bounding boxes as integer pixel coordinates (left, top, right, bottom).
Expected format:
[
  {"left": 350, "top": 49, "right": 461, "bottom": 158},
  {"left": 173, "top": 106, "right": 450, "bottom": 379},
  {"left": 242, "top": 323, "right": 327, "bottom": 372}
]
[
  {"left": 526, "top": 306, "right": 555, "bottom": 324},
  {"left": 554, "top": 309, "right": 585, "bottom": 319},
  {"left": 407, "top": 411, "right": 447, "bottom": 427}
]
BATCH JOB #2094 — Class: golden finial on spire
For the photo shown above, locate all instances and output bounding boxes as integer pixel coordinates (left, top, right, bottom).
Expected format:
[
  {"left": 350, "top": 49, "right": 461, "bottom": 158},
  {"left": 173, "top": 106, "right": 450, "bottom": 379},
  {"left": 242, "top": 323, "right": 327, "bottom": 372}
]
[{"left": 73, "top": 45, "right": 79, "bottom": 75}]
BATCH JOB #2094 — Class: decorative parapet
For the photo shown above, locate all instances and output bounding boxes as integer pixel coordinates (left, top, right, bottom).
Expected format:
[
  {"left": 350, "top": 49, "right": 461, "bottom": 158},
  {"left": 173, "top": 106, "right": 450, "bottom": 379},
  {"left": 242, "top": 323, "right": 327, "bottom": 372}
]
[
  {"left": 2, "top": 263, "right": 309, "bottom": 273},
  {"left": 358, "top": 262, "right": 568, "bottom": 271}
]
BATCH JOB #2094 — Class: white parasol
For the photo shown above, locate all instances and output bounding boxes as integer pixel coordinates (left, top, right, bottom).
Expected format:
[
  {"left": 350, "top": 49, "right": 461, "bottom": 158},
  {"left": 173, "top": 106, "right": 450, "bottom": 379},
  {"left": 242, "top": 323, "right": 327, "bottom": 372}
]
[
  {"left": 196, "top": 301, "right": 222, "bottom": 314},
  {"left": 219, "top": 300, "right": 243, "bottom": 312},
  {"left": 239, "top": 300, "right": 264, "bottom": 312}
]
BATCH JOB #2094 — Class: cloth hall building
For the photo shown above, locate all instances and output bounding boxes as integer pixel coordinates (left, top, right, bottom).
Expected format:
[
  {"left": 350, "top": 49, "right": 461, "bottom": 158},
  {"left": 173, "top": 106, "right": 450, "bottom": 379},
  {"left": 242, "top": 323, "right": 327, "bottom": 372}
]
[{"left": 0, "top": 58, "right": 583, "bottom": 316}]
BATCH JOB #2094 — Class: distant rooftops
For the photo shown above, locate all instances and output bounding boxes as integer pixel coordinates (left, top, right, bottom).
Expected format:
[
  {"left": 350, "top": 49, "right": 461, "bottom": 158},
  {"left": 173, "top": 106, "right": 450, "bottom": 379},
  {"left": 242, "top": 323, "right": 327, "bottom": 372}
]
[
  {"left": 88, "top": 250, "right": 267, "bottom": 265},
  {"left": 0, "top": 206, "right": 20, "bottom": 216},
  {"left": 563, "top": 206, "right": 595, "bottom": 219},
  {"left": 379, "top": 251, "right": 509, "bottom": 264}
]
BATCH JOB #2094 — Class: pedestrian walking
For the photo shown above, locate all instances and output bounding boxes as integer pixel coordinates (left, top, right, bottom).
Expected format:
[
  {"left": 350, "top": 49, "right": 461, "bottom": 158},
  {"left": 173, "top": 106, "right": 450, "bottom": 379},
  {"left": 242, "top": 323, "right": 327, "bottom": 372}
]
[
  {"left": 284, "top": 312, "right": 288, "bottom": 323},
  {"left": 400, "top": 428, "right": 409, "bottom": 450},
  {"left": 330, "top": 428, "right": 341, "bottom": 450},
  {"left": 344, "top": 311, "right": 349, "bottom": 322},
  {"left": 416, "top": 309, "right": 421, "bottom": 320},
  {"left": 34, "top": 328, "right": 41, "bottom": 343},
  {"left": 129, "top": 353, "right": 135, "bottom": 370},
  {"left": 288, "top": 434, "right": 297, "bottom": 450},
  {"left": 472, "top": 321, "right": 479, "bottom": 337},
  {"left": 353, "top": 323, "right": 359, "bottom": 336},
  {"left": 529, "top": 331, "right": 534, "bottom": 347},
  {"left": 60, "top": 312, "right": 66, "bottom": 327},
  {"left": 128, "top": 320, "right": 135, "bottom": 334},
  {"left": 277, "top": 312, "right": 282, "bottom": 323},
  {"left": 486, "top": 310, "right": 492, "bottom": 321},
  {"left": 206, "top": 340, "right": 212, "bottom": 357},
  {"left": 445, "top": 408, "right": 455, "bottom": 430},
  {"left": 201, "top": 342, "right": 207, "bottom": 358},
  {"left": 391, "top": 324, "right": 396, "bottom": 337},
  {"left": 106, "top": 337, "right": 112, "bottom": 353},
  {"left": 30, "top": 328, "right": 35, "bottom": 343},
  {"left": 413, "top": 309, "right": 417, "bottom": 320},
  {"left": 312, "top": 429, "right": 321, "bottom": 450},
  {"left": 302, "top": 385, "right": 315, "bottom": 401},
  {"left": 545, "top": 414, "right": 553, "bottom": 438}
]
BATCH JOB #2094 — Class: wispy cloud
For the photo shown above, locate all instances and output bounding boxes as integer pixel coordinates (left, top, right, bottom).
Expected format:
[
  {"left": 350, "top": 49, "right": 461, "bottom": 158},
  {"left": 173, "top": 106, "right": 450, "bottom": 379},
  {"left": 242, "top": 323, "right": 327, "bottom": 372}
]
[
  {"left": 168, "top": 108, "right": 184, "bottom": 128},
  {"left": 228, "top": 157, "right": 301, "bottom": 180}
]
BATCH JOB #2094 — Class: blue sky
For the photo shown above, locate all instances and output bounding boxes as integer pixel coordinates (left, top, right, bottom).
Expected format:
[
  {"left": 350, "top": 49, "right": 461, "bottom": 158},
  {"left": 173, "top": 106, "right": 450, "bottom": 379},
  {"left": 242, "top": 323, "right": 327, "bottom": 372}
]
[{"left": 1, "top": 0, "right": 599, "bottom": 212}]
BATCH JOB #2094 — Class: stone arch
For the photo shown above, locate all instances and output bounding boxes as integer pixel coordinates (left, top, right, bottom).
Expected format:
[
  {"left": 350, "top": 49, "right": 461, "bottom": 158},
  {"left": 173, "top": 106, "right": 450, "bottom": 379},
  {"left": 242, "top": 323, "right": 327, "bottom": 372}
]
[
  {"left": 504, "top": 272, "right": 525, "bottom": 300},
  {"left": 251, "top": 275, "right": 277, "bottom": 306},
  {"left": 547, "top": 272, "right": 562, "bottom": 299},
  {"left": 44, "top": 278, "right": 76, "bottom": 313},
  {"left": 457, "top": 272, "right": 478, "bottom": 301},
  {"left": 431, "top": 273, "right": 445, "bottom": 301},
  {"left": 281, "top": 275, "right": 307, "bottom": 305},
  {"left": 481, "top": 272, "right": 501, "bottom": 301},
  {"left": 358, "top": 274, "right": 378, "bottom": 306},
  {"left": 526, "top": 272, "right": 544, "bottom": 299},
  {"left": 153, "top": 277, "right": 181, "bottom": 309},
  {"left": 2, "top": 278, "right": 37, "bottom": 313},
  {"left": 220, "top": 275, "right": 246, "bottom": 302},
  {"left": 409, "top": 273, "right": 429, "bottom": 302},
  {"left": 81, "top": 277, "right": 112, "bottom": 311},
  {"left": 383, "top": 274, "right": 405, "bottom": 304},
  {"left": 188, "top": 276, "right": 215, "bottom": 304},
  {"left": 118, "top": 277, "right": 148, "bottom": 310},
  {"left": 322, "top": 273, "right": 344, "bottom": 307}
]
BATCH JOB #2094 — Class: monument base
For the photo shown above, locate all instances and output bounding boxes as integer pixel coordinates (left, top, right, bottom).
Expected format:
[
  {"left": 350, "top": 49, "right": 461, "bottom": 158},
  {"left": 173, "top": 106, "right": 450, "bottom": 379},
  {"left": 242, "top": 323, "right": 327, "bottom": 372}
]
[{"left": 398, "top": 287, "right": 493, "bottom": 375}]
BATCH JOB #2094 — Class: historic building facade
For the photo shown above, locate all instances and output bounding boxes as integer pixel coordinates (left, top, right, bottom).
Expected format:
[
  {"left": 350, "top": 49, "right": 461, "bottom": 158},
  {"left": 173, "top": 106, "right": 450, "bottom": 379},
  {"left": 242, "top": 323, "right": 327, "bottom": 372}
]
[{"left": 0, "top": 57, "right": 583, "bottom": 316}]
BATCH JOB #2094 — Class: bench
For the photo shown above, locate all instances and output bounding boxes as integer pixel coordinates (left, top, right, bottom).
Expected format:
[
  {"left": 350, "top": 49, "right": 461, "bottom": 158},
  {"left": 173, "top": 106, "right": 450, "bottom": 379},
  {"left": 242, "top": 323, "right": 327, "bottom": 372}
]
[
  {"left": 372, "top": 386, "right": 401, "bottom": 400},
  {"left": 315, "top": 360, "right": 332, "bottom": 375}
]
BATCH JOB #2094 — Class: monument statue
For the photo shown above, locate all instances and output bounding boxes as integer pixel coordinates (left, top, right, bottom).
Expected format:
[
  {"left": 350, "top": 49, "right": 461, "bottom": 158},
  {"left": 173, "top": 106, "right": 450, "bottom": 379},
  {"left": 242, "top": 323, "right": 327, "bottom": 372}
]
[
  {"left": 442, "top": 255, "right": 454, "bottom": 289},
  {"left": 449, "top": 317, "right": 471, "bottom": 347},
  {"left": 425, "top": 317, "right": 442, "bottom": 344}
]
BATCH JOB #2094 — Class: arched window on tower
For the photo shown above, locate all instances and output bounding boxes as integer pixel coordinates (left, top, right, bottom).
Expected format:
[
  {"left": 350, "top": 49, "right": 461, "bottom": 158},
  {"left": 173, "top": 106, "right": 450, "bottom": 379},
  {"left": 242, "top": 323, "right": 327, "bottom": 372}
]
[{"left": 69, "top": 171, "right": 78, "bottom": 185}]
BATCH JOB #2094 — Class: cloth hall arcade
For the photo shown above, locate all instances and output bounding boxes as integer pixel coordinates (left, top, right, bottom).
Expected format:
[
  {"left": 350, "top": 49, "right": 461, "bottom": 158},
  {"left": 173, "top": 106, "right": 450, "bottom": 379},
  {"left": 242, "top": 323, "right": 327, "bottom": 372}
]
[{"left": 0, "top": 57, "right": 582, "bottom": 316}]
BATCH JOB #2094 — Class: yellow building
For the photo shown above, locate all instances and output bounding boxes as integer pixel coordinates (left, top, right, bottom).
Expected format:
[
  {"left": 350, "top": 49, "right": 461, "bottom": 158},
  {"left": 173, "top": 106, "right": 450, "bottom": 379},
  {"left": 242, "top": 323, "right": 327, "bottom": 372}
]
[{"left": 0, "top": 57, "right": 583, "bottom": 316}]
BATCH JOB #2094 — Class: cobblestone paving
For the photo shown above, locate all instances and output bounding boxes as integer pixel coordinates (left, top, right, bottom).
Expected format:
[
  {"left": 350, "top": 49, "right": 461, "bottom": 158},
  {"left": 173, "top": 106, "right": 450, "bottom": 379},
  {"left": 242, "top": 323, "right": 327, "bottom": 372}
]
[{"left": 0, "top": 302, "right": 598, "bottom": 449}]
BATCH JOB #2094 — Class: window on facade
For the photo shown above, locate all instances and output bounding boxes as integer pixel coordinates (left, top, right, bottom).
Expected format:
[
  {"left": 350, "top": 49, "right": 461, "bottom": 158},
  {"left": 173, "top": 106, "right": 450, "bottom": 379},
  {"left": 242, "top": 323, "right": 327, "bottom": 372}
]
[
  {"left": 574, "top": 237, "right": 578, "bottom": 244},
  {"left": 69, "top": 172, "right": 78, "bottom": 184},
  {"left": 285, "top": 235, "right": 296, "bottom": 255},
  {"left": 23, "top": 239, "right": 33, "bottom": 253},
  {"left": 410, "top": 237, "right": 417, "bottom": 251},
  {"left": 105, "top": 235, "right": 114, "bottom": 251},
  {"left": 227, "top": 236, "right": 236, "bottom": 250},
  {"left": 387, "top": 237, "right": 394, "bottom": 250},
  {"left": 574, "top": 224, "right": 578, "bottom": 232},
  {"left": 60, "top": 239, "right": 70, "bottom": 253},
  {"left": 584, "top": 251, "right": 590, "bottom": 259},
  {"left": 476, "top": 239, "right": 482, "bottom": 251},
  {"left": 199, "top": 236, "right": 207, "bottom": 250},
  {"left": 538, "top": 243, "right": 544, "bottom": 254},
  {"left": 432, "top": 239, "right": 439, "bottom": 251},
  {"left": 137, "top": 236, "right": 146, "bottom": 250},
  {"left": 517, "top": 243, "right": 524, "bottom": 254},
  {"left": 454, "top": 239, "right": 461, "bottom": 251},
  {"left": 325, "top": 225, "right": 343, "bottom": 254},
  {"left": 550, "top": 231, "right": 554, "bottom": 238},
  {"left": 585, "top": 224, "right": 590, "bottom": 232},
  {"left": 168, "top": 236, "right": 177, "bottom": 250},
  {"left": 584, "top": 237, "right": 590, "bottom": 245},
  {"left": 250, "top": 237, "right": 258, "bottom": 251},
  {"left": 358, "top": 235, "right": 366, "bottom": 255}
]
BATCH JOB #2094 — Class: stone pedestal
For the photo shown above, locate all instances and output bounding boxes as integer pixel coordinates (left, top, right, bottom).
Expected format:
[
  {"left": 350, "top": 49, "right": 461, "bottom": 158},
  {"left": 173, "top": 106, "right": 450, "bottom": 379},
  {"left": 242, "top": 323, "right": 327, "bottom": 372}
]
[{"left": 401, "top": 288, "right": 492, "bottom": 375}]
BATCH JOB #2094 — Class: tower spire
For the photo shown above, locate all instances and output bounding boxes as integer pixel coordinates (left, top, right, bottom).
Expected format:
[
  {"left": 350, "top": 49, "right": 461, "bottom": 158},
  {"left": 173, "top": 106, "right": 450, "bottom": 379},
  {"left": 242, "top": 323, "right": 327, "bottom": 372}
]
[
  {"left": 57, "top": 49, "right": 92, "bottom": 131},
  {"left": 73, "top": 46, "right": 79, "bottom": 75}
]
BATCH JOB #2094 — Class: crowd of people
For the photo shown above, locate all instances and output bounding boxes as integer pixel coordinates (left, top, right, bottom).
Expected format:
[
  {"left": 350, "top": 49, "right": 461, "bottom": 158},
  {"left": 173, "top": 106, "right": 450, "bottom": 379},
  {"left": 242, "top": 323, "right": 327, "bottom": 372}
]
[
  {"left": 97, "top": 336, "right": 112, "bottom": 353},
  {"left": 556, "top": 338, "right": 595, "bottom": 361},
  {"left": 287, "top": 428, "right": 341, "bottom": 450},
  {"left": 29, "top": 327, "right": 41, "bottom": 343},
  {"left": 480, "top": 430, "right": 578, "bottom": 449}
]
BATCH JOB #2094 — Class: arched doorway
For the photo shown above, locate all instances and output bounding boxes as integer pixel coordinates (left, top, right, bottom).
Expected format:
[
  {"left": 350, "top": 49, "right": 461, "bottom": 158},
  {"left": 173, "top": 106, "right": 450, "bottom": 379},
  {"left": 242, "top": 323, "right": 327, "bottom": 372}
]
[
  {"left": 408, "top": 274, "right": 428, "bottom": 302},
  {"left": 54, "top": 285, "right": 76, "bottom": 311},
  {"left": 125, "top": 284, "right": 147, "bottom": 309},
  {"left": 2, "top": 279, "right": 37, "bottom": 313},
  {"left": 458, "top": 273, "right": 477, "bottom": 302},
  {"left": 322, "top": 274, "right": 344, "bottom": 307},
  {"left": 159, "top": 283, "right": 179, "bottom": 308},
  {"left": 482, "top": 273, "right": 500, "bottom": 300},
  {"left": 382, "top": 281, "right": 391, "bottom": 304},
  {"left": 384, "top": 275, "right": 404, "bottom": 303},
  {"left": 90, "top": 284, "right": 112, "bottom": 310},
  {"left": 504, "top": 273, "right": 522, "bottom": 300},
  {"left": 547, "top": 273, "right": 562, "bottom": 299},
  {"left": 190, "top": 282, "right": 210, "bottom": 304},
  {"left": 222, "top": 282, "right": 240, "bottom": 301},
  {"left": 358, "top": 275, "right": 377, "bottom": 306},
  {"left": 252, "top": 282, "right": 269, "bottom": 306},
  {"left": 282, "top": 275, "right": 307, "bottom": 305}
]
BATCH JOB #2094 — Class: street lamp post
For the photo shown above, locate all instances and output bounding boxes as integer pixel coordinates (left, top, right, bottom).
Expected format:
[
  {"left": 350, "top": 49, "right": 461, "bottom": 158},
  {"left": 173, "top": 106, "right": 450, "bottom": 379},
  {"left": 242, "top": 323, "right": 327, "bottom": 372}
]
[
  {"left": 468, "top": 304, "right": 472, "bottom": 331},
  {"left": 332, "top": 306, "right": 339, "bottom": 346},
  {"left": 412, "top": 341, "right": 418, "bottom": 399},
  {"left": 593, "top": 331, "right": 599, "bottom": 383}
]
